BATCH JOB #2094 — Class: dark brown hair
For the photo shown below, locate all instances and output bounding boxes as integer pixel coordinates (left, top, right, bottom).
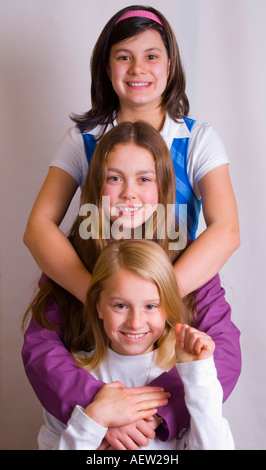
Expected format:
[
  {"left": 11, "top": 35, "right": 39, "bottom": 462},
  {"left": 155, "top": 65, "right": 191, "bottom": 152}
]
[{"left": 71, "top": 5, "right": 189, "bottom": 135}]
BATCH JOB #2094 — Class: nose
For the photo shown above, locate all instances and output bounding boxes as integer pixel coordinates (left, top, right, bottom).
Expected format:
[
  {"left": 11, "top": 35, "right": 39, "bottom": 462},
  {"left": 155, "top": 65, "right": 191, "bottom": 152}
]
[
  {"left": 120, "top": 180, "right": 137, "bottom": 201},
  {"left": 126, "top": 309, "right": 144, "bottom": 330},
  {"left": 129, "top": 58, "right": 146, "bottom": 75}
]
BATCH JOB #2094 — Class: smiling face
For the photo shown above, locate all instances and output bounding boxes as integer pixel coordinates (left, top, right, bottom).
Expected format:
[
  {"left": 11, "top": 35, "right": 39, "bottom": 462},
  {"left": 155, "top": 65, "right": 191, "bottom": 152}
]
[
  {"left": 108, "top": 29, "right": 170, "bottom": 114},
  {"left": 102, "top": 142, "right": 159, "bottom": 230},
  {"left": 96, "top": 269, "right": 166, "bottom": 356}
]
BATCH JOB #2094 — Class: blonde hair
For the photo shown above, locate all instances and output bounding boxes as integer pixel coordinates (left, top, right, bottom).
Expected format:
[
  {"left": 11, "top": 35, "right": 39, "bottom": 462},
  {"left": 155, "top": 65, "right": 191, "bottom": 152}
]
[
  {"left": 22, "top": 122, "right": 195, "bottom": 343},
  {"left": 72, "top": 239, "right": 190, "bottom": 371}
]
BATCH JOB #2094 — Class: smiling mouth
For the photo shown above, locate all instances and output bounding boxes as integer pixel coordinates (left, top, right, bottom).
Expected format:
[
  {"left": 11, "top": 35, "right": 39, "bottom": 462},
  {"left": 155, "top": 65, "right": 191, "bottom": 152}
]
[
  {"left": 121, "top": 332, "right": 149, "bottom": 341},
  {"left": 127, "top": 82, "right": 151, "bottom": 88},
  {"left": 115, "top": 204, "right": 144, "bottom": 216}
]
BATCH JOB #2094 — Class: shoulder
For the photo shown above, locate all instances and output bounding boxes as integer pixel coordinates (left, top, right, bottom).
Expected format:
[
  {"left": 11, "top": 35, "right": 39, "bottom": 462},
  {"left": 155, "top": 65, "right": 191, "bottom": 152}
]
[
  {"left": 50, "top": 123, "right": 108, "bottom": 186},
  {"left": 53, "top": 125, "right": 85, "bottom": 159},
  {"left": 161, "top": 115, "right": 190, "bottom": 147},
  {"left": 60, "top": 125, "right": 84, "bottom": 147},
  {"left": 165, "top": 115, "right": 226, "bottom": 147},
  {"left": 49, "top": 127, "right": 86, "bottom": 185},
  {"left": 162, "top": 115, "right": 224, "bottom": 148},
  {"left": 188, "top": 120, "right": 227, "bottom": 152},
  {"left": 57, "top": 122, "right": 110, "bottom": 150},
  {"left": 187, "top": 119, "right": 229, "bottom": 187},
  {"left": 82, "top": 123, "right": 114, "bottom": 139}
]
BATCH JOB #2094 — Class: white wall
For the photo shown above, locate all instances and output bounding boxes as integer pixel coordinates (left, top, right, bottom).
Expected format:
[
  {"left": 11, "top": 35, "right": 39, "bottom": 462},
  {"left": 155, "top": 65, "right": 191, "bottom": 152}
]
[{"left": 0, "top": 0, "right": 265, "bottom": 450}]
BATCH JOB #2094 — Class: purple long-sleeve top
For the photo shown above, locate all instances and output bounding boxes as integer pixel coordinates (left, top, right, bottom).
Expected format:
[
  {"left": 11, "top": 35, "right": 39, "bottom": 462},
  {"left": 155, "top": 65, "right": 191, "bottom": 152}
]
[{"left": 22, "top": 273, "right": 241, "bottom": 441}]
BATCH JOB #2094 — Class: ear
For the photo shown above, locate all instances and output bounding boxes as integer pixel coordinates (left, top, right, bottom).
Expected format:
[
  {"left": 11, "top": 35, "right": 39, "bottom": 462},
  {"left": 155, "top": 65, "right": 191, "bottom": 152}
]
[{"left": 96, "top": 301, "right": 104, "bottom": 319}]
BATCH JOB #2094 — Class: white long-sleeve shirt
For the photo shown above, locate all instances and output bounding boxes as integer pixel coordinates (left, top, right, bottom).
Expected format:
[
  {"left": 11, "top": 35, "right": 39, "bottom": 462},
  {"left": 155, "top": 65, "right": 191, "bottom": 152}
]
[{"left": 38, "top": 349, "right": 234, "bottom": 450}]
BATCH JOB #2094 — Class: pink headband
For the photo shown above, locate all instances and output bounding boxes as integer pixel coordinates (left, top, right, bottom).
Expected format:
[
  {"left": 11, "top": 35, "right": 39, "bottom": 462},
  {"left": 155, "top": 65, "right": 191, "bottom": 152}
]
[{"left": 115, "top": 10, "right": 164, "bottom": 28}]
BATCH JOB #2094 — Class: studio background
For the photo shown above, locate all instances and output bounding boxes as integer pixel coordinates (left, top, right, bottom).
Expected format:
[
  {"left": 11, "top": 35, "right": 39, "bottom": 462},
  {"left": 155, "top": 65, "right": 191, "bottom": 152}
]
[{"left": 0, "top": 0, "right": 265, "bottom": 450}]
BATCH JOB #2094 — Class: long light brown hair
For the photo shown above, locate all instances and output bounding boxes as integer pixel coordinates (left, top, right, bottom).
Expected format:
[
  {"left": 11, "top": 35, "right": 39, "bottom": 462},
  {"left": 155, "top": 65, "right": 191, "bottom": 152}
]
[
  {"left": 23, "top": 121, "right": 195, "bottom": 349},
  {"left": 71, "top": 120, "right": 179, "bottom": 273}
]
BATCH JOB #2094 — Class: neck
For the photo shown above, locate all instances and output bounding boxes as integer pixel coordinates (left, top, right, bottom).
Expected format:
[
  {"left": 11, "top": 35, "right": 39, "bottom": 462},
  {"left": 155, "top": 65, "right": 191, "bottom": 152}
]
[{"left": 116, "top": 106, "right": 166, "bottom": 132}]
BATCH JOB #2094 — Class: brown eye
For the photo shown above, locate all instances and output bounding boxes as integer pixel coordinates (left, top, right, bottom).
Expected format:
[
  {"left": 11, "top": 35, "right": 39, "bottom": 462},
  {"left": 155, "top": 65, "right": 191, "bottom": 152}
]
[{"left": 114, "top": 303, "right": 127, "bottom": 309}]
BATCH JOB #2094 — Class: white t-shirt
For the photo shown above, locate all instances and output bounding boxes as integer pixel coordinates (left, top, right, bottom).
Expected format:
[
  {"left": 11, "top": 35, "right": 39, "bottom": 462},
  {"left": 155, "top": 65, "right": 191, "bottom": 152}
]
[
  {"left": 38, "top": 349, "right": 234, "bottom": 450},
  {"left": 50, "top": 115, "right": 229, "bottom": 199}
]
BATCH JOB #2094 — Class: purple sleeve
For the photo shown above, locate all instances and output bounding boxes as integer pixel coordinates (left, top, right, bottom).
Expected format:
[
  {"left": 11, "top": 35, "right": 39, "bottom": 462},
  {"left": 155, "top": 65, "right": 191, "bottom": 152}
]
[
  {"left": 22, "top": 273, "right": 241, "bottom": 440},
  {"left": 22, "top": 300, "right": 104, "bottom": 425},
  {"left": 194, "top": 273, "right": 241, "bottom": 401},
  {"left": 149, "top": 273, "right": 241, "bottom": 441}
]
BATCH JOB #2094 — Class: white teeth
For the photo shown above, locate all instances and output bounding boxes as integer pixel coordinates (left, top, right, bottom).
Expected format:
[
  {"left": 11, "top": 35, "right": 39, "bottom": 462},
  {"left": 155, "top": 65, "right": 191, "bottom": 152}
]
[
  {"left": 117, "top": 205, "right": 143, "bottom": 212},
  {"left": 123, "top": 207, "right": 140, "bottom": 212},
  {"left": 128, "top": 82, "right": 150, "bottom": 87},
  {"left": 124, "top": 333, "right": 146, "bottom": 339}
]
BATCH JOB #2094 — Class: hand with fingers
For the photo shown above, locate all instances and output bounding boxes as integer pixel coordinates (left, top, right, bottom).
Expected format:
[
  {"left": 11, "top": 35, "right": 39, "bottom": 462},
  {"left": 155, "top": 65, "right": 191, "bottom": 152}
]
[
  {"left": 84, "top": 381, "right": 170, "bottom": 429},
  {"left": 175, "top": 323, "right": 215, "bottom": 363},
  {"left": 97, "top": 416, "right": 162, "bottom": 450}
]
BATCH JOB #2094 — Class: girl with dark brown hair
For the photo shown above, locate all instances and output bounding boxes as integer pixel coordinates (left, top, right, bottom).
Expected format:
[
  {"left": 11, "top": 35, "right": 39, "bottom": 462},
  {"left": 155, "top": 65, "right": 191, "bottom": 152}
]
[
  {"left": 22, "top": 6, "right": 241, "bottom": 450},
  {"left": 23, "top": 5, "right": 239, "bottom": 304}
]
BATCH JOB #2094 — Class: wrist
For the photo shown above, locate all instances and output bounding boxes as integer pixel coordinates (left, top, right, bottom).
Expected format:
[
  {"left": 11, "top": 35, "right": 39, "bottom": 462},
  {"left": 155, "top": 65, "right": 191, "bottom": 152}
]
[
  {"left": 78, "top": 271, "right": 92, "bottom": 304},
  {"left": 84, "top": 403, "right": 108, "bottom": 428}
]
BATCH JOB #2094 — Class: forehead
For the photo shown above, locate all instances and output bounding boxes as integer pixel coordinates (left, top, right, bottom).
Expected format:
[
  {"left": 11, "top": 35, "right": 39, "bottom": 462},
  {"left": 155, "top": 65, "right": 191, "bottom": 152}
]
[
  {"left": 106, "top": 143, "right": 155, "bottom": 168},
  {"left": 110, "top": 28, "right": 168, "bottom": 54},
  {"left": 101, "top": 269, "right": 160, "bottom": 300}
]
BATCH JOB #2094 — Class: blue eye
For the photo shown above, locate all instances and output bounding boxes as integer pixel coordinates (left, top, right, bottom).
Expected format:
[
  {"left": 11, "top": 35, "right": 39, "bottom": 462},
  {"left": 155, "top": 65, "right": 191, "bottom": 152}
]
[
  {"left": 140, "top": 177, "right": 150, "bottom": 182},
  {"left": 146, "top": 304, "right": 156, "bottom": 310},
  {"left": 107, "top": 176, "right": 121, "bottom": 183}
]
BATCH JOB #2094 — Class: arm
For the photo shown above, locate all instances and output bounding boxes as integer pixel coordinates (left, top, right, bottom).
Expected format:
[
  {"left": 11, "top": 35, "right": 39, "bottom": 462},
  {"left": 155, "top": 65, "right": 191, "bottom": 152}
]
[
  {"left": 98, "top": 417, "right": 160, "bottom": 450},
  {"left": 195, "top": 273, "right": 241, "bottom": 401},
  {"left": 175, "top": 325, "right": 234, "bottom": 450},
  {"left": 22, "top": 294, "right": 169, "bottom": 448},
  {"left": 23, "top": 167, "right": 91, "bottom": 303},
  {"left": 177, "top": 358, "right": 234, "bottom": 450},
  {"left": 22, "top": 299, "right": 104, "bottom": 424},
  {"left": 84, "top": 382, "right": 168, "bottom": 428},
  {"left": 147, "top": 273, "right": 241, "bottom": 441},
  {"left": 174, "top": 165, "right": 240, "bottom": 297},
  {"left": 38, "top": 383, "right": 168, "bottom": 450},
  {"left": 38, "top": 406, "right": 107, "bottom": 450},
  {"left": 23, "top": 274, "right": 240, "bottom": 444}
]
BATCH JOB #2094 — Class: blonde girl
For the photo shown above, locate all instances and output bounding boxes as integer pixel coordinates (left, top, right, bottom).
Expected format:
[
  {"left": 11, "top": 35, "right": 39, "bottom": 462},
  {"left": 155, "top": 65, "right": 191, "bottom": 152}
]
[
  {"left": 38, "top": 240, "right": 234, "bottom": 450},
  {"left": 71, "top": 239, "right": 190, "bottom": 371}
]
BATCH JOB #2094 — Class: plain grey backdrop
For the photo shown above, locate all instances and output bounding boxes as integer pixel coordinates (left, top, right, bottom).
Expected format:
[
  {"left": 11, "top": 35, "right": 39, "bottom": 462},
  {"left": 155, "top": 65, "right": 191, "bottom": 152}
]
[{"left": 0, "top": 0, "right": 265, "bottom": 450}]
